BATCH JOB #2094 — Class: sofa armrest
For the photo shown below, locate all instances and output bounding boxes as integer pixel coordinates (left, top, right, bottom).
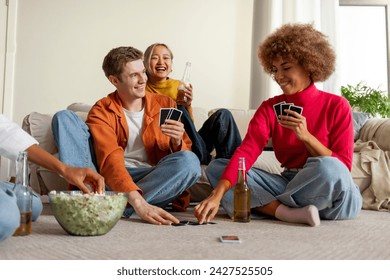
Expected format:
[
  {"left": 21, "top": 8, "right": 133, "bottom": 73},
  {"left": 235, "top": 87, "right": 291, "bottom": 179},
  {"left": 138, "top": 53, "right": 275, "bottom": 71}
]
[{"left": 359, "top": 118, "right": 390, "bottom": 151}]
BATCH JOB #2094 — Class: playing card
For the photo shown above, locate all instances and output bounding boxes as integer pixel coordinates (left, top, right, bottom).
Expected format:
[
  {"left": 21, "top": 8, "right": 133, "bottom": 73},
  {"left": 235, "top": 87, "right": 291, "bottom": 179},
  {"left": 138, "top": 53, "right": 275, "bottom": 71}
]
[
  {"left": 289, "top": 105, "right": 303, "bottom": 116},
  {"left": 159, "top": 108, "right": 170, "bottom": 126},
  {"left": 281, "top": 103, "right": 293, "bottom": 116},
  {"left": 273, "top": 101, "right": 286, "bottom": 119},
  {"left": 159, "top": 108, "right": 183, "bottom": 126},
  {"left": 188, "top": 221, "right": 217, "bottom": 226},
  {"left": 171, "top": 220, "right": 217, "bottom": 226},
  {"left": 171, "top": 220, "right": 189, "bottom": 226},
  {"left": 168, "top": 108, "right": 183, "bottom": 121}
]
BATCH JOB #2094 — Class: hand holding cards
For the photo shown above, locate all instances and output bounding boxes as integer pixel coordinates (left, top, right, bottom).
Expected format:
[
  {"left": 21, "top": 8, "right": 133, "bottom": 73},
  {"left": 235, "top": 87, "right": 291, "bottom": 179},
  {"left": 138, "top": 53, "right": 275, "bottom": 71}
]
[
  {"left": 159, "top": 108, "right": 183, "bottom": 126},
  {"left": 273, "top": 101, "right": 303, "bottom": 120}
]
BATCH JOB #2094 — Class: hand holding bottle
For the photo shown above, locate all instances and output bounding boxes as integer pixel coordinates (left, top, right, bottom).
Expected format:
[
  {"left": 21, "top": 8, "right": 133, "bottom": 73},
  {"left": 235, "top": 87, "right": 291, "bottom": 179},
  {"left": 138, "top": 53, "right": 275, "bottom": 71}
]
[
  {"left": 178, "top": 83, "right": 193, "bottom": 106},
  {"left": 177, "top": 62, "right": 193, "bottom": 105}
]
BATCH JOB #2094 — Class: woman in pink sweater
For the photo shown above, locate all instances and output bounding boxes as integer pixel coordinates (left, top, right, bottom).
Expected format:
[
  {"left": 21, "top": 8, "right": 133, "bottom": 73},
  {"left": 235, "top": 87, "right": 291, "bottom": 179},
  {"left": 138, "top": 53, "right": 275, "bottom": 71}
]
[{"left": 195, "top": 23, "right": 362, "bottom": 227}]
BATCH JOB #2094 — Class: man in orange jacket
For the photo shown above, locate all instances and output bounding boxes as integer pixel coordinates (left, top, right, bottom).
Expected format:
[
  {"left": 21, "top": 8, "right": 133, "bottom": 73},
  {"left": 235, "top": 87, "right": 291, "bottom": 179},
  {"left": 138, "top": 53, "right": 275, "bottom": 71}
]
[{"left": 52, "top": 46, "right": 201, "bottom": 225}]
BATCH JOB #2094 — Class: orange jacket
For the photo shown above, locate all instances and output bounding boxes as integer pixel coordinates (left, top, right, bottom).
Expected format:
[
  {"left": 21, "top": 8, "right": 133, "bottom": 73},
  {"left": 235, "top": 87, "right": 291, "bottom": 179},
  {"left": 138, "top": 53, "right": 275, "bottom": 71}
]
[{"left": 86, "top": 91, "right": 192, "bottom": 193}]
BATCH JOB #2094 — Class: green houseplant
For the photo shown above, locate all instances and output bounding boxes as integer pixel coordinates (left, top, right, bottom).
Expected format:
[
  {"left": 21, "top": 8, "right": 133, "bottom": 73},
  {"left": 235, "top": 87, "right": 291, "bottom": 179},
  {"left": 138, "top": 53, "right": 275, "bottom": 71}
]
[{"left": 341, "top": 82, "right": 390, "bottom": 118}]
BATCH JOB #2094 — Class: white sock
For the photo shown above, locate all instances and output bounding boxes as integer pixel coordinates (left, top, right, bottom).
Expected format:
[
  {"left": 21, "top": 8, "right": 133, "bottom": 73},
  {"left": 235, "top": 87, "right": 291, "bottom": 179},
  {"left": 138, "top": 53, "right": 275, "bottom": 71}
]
[{"left": 275, "top": 204, "right": 320, "bottom": 227}]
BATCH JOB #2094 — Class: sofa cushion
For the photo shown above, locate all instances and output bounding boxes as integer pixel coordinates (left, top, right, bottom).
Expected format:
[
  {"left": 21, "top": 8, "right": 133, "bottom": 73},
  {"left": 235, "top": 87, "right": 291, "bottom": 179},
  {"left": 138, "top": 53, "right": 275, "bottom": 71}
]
[
  {"left": 352, "top": 112, "right": 370, "bottom": 141},
  {"left": 22, "top": 112, "right": 57, "bottom": 154},
  {"left": 359, "top": 118, "right": 390, "bottom": 151},
  {"left": 67, "top": 102, "right": 92, "bottom": 113},
  {"left": 191, "top": 107, "right": 209, "bottom": 131},
  {"left": 208, "top": 108, "right": 256, "bottom": 139},
  {"left": 21, "top": 112, "right": 56, "bottom": 194}
]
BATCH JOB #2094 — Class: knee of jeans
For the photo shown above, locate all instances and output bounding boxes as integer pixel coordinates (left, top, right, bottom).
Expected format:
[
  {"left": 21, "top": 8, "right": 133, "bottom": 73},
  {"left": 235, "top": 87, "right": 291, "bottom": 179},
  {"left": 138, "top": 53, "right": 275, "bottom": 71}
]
[
  {"left": 307, "top": 157, "right": 348, "bottom": 180},
  {"left": 205, "top": 158, "right": 228, "bottom": 186},
  {"left": 213, "top": 108, "right": 233, "bottom": 120},
  {"left": 178, "top": 151, "right": 201, "bottom": 174},
  {"left": 53, "top": 110, "right": 77, "bottom": 125}
]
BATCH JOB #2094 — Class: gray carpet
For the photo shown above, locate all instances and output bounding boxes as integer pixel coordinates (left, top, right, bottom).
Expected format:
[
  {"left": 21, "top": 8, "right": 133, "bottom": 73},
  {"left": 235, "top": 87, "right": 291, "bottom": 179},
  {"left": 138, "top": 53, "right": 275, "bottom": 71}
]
[{"left": 1, "top": 202, "right": 390, "bottom": 260}]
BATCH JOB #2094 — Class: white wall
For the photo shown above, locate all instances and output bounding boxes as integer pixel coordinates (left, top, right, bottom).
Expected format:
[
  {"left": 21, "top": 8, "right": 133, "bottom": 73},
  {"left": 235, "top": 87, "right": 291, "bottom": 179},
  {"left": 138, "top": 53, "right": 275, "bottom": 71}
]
[{"left": 8, "top": 0, "right": 253, "bottom": 124}]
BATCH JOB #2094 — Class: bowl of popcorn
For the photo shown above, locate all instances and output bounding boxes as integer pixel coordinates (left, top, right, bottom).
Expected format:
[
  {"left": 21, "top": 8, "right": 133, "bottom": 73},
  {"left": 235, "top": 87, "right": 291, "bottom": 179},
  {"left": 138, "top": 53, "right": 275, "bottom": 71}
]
[{"left": 48, "top": 191, "right": 128, "bottom": 236}]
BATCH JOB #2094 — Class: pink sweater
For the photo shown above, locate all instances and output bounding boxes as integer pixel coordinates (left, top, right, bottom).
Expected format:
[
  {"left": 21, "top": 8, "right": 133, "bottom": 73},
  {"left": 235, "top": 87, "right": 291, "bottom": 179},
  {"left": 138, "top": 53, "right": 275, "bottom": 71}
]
[{"left": 221, "top": 83, "right": 354, "bottom": 186}]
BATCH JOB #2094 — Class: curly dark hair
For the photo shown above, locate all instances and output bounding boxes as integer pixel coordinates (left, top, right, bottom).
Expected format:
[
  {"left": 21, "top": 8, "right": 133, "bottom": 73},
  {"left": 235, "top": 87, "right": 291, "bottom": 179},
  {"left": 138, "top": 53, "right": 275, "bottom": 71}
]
[{"left": 258, "top": 23, "right": 335, "bottom": 82}]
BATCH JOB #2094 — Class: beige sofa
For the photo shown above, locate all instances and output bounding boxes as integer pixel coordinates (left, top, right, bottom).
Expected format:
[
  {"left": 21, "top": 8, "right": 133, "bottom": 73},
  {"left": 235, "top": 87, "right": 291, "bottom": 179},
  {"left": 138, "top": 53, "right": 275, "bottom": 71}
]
[{"left": 22, "top": 103, "right": 390, "bottom": 203}]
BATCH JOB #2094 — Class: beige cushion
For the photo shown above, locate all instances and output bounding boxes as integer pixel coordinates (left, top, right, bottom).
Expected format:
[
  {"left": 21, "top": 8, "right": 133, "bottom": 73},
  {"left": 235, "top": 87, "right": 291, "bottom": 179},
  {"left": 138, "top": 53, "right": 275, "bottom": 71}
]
[
  {"left": 191, "top": 107, "right": 208, "bottom": 130},
  {"left": 208, "top": 108, "right": 256, "bottom": 139},
  {"left": 21, "top": 112, "right": 55, "bottom": 194},
  {"left": 22, "top": 112, "right": 57, "bottom": 154},
  {"left": 359, "top": 118, "right": 390, "bottom": 151},
  {"left": 67, "top": 102, "right": 92, "bottom": 113}
]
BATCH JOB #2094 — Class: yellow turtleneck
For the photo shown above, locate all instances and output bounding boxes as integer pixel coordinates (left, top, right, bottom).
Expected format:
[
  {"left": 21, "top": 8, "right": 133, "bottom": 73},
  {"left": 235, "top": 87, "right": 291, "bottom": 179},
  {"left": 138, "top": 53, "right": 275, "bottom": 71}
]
[{"left": 146, "top": 78, "right": 194, "bottom": 120}]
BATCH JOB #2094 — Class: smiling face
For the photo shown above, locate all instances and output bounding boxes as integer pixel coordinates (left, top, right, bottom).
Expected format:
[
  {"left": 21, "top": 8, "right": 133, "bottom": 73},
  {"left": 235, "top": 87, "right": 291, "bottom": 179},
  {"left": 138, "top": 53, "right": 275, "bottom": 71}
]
[
  {"left": 109, "top": 59, "right": 147, "bottom": 110},
  {"left": 148, "top": 45, "right": 173, "bottom": 83},
  {"left": 271, "top": 57, "right": 312, "bottom": 95}
]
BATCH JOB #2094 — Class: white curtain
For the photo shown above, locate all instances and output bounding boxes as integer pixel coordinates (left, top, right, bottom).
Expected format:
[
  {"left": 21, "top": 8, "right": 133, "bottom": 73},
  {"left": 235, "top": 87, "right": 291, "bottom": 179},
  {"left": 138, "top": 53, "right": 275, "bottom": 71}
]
[{"left": 249, "top": 0, "right": 340, "bottom": 109}]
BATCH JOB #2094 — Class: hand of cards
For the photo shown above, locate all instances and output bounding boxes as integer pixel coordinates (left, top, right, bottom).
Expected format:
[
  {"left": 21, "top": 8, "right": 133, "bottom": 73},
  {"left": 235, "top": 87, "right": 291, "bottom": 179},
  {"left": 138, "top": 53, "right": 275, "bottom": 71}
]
[
  {"left": 273, "top": 101, "right": 303, "bottom": 120},
  {"left": 159, "top": 108, "right": 183, "bottom": 126}
]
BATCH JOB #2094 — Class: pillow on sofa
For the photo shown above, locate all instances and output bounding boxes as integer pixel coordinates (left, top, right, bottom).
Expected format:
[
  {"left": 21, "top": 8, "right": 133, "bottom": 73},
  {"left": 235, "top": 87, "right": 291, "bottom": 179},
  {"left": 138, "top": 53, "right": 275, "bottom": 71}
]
[
  {"left": 67, "top": 102, "right": 92, "bottom": 113},
  {"left": 359, "top": 117, "right": 390, "bottom": 151},
  {"left": 208, "top": 108, "right": 256, "bottom": 139},
  {"left": 353, "top": 112, "right": 370, "bottom": 141},
  {"left": 22, "top": 112, "right": 57, "bottom": 154}
]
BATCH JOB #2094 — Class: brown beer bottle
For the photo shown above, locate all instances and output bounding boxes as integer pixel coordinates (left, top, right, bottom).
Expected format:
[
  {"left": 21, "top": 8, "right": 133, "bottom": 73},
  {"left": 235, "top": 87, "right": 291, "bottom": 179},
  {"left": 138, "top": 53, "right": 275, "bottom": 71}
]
[{"left": 233, "top": 157, "right": 250, "bottom": 222}]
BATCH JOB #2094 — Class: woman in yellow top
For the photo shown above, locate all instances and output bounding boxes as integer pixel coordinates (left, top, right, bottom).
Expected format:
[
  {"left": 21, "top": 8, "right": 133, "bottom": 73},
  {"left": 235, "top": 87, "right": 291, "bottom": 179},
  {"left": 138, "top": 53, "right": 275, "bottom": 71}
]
[{"left": 144, "top": 43, "right": 241, "bottom": 165}]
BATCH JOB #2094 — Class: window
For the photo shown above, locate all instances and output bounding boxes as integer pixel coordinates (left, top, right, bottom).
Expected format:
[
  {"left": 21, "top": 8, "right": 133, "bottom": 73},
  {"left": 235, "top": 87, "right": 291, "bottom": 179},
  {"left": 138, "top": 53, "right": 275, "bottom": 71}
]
[{"left": 339, "top": 0, "right": 390, "bottom": 96}]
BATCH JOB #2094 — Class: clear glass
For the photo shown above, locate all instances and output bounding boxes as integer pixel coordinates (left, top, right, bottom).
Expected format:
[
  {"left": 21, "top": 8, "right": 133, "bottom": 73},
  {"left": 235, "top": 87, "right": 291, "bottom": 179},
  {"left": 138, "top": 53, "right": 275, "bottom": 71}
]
[
  {"left": 233, "top": 157, "right": 250, "bottom": 223},
  {"left": 13, "top": 151, "right": 32, "bottom": 236}
]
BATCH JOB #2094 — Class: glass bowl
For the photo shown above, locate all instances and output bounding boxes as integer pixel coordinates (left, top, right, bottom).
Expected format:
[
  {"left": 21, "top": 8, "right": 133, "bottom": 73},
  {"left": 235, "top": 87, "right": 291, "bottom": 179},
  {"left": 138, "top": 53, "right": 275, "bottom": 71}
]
[{"left": 48, "top": 191, "right": 128, "bottom": 236}]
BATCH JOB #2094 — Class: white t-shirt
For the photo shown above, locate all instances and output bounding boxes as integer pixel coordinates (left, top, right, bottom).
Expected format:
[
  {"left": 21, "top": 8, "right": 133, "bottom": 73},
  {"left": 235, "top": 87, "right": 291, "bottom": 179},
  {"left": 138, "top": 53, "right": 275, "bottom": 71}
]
[
  {"left": 122, "top": 108, "right": 151, "bottom": 168},
  {"left": 0, "top": 114, "right": 38, "bottom": 161}
]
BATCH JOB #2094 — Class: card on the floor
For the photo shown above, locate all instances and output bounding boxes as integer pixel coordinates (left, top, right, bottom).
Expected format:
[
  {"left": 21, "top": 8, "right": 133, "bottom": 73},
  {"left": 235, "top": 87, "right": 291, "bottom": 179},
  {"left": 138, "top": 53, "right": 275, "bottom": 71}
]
[
  {"left": 188, "top": 221, "right": 217, "bottom": 226},
  {"left": 159, "top": 108, "right": 183, "bottom": 126},
  {"left": 171, "top": 220, "right": 189, "bottom": 226},
  {"left": 171, "top": 220, "right": 217, "bottom": 226}
]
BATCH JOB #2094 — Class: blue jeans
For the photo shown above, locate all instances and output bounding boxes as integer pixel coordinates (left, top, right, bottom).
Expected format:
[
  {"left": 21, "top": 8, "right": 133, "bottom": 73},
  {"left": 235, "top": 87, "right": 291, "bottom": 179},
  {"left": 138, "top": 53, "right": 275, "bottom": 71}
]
[
  {"left": 52, "top": 110, "right": 201, "bottom": 216},
  {"left": 122, "top": 151, "right": 201, "bottom": 216},
  {"left": 206, "top": 156, "right": 362, "bottom": 220},
  {"left": 178, "top": 106, "right": 242, "bottom": 165},
  {"left": 0, "top": 182, "right": 43, "bottom": 241}
]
